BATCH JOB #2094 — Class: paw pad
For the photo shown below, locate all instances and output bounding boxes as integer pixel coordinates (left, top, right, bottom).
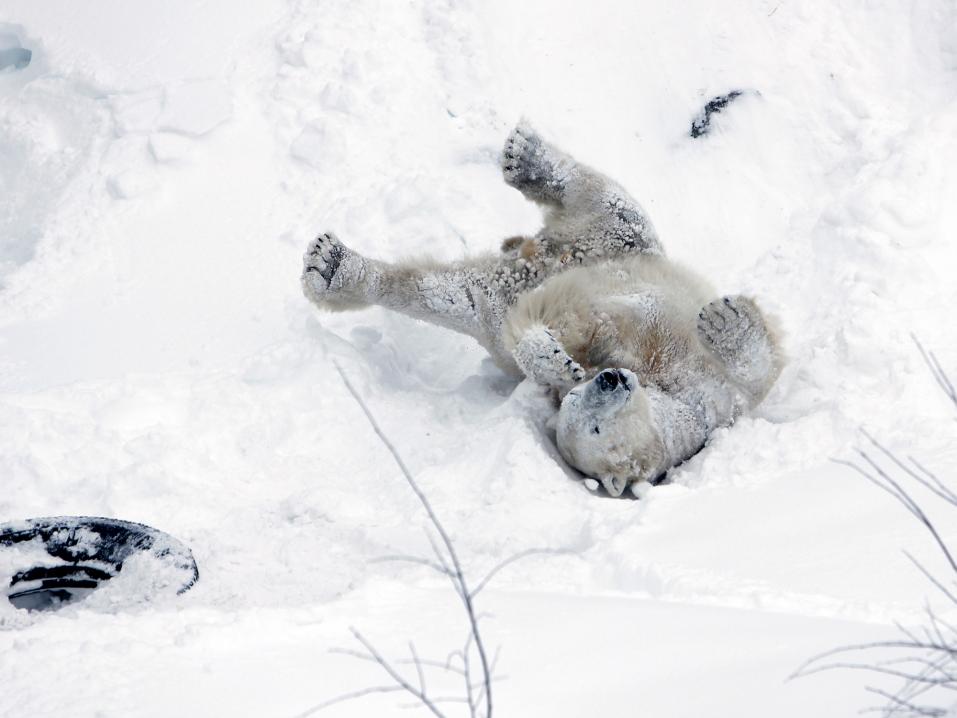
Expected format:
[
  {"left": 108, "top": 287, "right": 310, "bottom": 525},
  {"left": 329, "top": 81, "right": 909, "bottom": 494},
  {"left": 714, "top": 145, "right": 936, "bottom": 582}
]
[
  {"left": 501, "top": 123, "right": 545, "bottom": 186},
  {"left": 302, "top": 232, "right": 350, "bottom": 302}
]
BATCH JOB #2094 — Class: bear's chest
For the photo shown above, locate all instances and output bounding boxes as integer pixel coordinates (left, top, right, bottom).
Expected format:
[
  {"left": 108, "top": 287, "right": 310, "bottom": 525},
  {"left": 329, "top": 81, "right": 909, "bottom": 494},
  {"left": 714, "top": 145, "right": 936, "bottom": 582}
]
[{"left": 568, "top": 291, "right": 698, "bottom": 390}]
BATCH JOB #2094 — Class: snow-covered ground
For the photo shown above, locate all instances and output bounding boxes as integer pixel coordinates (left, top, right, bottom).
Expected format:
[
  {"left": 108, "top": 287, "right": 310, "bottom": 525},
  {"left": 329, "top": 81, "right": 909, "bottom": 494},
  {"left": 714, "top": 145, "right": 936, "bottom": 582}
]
[{"left": 1, "top": 0, "right": 957, "bottom": 715}]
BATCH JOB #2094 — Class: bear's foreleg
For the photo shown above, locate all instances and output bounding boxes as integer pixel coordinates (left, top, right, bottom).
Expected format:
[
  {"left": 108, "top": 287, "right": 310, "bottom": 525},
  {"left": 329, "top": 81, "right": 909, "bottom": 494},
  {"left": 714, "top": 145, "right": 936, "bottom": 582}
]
[
  {"left": 501, "top": 122, "right": 577, "bottom": 208},
  {"left": 510, "top": 324, "right": 586, "bottom": 389},
  {"left": 501, "top": 122, "right": 661, "bottom": 260}
]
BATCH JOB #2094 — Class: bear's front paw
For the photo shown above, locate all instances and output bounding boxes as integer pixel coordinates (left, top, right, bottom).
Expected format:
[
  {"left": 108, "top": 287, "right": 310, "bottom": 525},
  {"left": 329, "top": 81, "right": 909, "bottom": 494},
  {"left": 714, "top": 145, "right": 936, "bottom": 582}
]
[
  {"left": 302, "top": 232, "right": 376, "bottom": 309},
  {"left": 302, "top": 232, "right": 364, "bottom": 304},
  {"left": 303, "top": 232, "right": 344, "bottom": 285},
  {"left": 513, "top": 326, "right": 586, "bottom": 389},
  {"left": 501, "top": 122, "right": 548, "bottom": 188}
]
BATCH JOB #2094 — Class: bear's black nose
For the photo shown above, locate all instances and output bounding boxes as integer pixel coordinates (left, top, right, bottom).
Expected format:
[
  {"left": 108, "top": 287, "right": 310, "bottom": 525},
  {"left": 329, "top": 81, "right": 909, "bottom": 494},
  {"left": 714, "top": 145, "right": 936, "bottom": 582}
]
[{"left": 596, "top": 369, "right": 621, "bottom": 392}]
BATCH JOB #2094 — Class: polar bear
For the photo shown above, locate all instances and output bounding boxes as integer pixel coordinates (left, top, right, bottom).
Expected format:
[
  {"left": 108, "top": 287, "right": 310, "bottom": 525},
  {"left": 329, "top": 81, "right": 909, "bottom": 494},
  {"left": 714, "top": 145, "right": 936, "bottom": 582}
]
[{"left": 302, "top": 123, "right": 783, "bottom": 496}]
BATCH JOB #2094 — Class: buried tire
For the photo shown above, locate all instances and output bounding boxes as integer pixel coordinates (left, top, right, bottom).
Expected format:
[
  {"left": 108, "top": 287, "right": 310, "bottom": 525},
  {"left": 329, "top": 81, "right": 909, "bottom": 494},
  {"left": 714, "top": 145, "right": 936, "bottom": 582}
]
[{"left": 0, "top": 516, "right": 198, "bottom": 612}]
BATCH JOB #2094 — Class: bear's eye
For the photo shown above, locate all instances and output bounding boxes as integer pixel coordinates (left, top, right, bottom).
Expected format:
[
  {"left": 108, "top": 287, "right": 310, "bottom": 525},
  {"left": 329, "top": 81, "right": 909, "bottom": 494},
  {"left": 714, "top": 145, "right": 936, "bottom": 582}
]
[{"left": 592, "top": 426, "right": 600, "bottom": 434}]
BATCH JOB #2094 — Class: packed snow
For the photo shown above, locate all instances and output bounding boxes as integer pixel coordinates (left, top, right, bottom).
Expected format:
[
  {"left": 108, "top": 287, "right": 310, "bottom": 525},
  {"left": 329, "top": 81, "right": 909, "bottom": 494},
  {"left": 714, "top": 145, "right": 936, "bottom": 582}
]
[{"left": 1, "top": 0, "right": 957, "bottom": 716}]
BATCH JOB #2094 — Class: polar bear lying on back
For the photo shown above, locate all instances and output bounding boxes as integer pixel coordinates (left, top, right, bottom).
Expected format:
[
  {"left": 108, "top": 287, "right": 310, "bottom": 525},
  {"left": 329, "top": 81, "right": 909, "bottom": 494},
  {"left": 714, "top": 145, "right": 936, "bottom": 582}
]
[{"left": 302, "top": 123, "right": 783, "bottom": 497}]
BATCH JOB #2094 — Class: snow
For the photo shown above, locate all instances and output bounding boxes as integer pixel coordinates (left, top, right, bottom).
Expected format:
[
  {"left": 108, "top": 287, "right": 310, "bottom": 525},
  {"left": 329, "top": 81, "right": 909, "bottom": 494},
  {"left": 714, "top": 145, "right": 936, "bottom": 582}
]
[
  {"left": 1, "top": 0, "right": 957, "bottom": 716},
  {"left": 156, "top": 81, "right": 233, "bottom": 138}
]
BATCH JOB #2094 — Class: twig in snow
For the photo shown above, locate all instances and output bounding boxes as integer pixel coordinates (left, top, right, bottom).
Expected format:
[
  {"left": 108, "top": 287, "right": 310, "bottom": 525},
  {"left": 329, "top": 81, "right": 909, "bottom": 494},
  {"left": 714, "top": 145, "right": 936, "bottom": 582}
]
[
  {"left": 298, "top": 359, "right": 571, "bottom": 717},
  {"left": 793, "top": 340, "right": 957, "bottom": 717},
  {"left": 330, "top": 358, "right": 493, "bottom": 716},
  {"left": 913, "top": 335, "right": 957, "bottom": 411}
]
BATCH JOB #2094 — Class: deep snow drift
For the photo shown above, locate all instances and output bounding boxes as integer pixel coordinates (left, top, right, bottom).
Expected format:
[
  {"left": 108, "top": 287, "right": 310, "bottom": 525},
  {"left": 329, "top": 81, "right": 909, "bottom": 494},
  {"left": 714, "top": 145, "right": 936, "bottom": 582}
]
[{"left": 1, "top": 0, "right": 957, "bottom": 716}]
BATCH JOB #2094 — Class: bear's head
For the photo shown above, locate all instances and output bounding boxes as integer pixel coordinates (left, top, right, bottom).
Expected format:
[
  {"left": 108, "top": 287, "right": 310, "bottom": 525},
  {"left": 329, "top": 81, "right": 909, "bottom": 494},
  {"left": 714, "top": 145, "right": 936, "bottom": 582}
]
[{"left": 555, "top": 368, "right": 667, "bottom": 497}]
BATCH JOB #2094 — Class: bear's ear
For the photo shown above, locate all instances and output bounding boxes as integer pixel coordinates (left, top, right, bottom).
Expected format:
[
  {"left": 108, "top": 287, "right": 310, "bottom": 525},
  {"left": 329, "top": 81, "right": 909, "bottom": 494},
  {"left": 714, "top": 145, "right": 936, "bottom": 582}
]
[{"left": 600, "top": 475, "right": 628, "bottom": 497}]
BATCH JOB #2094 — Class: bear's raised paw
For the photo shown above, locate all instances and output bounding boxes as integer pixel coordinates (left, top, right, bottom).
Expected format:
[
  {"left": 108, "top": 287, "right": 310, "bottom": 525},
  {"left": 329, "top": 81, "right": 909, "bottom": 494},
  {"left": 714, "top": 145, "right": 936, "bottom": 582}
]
[
  {"left": 302, "top": 232, "right": 367, "bottom": 306},
  {"left": 501, "top": 123, "right": 551, "bottom": 190}
]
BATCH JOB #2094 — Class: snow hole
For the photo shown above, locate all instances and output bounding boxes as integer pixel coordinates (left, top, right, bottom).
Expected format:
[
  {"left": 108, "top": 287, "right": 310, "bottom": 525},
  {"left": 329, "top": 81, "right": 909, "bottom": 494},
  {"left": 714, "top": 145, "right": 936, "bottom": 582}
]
[{"left": 0, "top": 27, "right": 31, "bottom": 72}]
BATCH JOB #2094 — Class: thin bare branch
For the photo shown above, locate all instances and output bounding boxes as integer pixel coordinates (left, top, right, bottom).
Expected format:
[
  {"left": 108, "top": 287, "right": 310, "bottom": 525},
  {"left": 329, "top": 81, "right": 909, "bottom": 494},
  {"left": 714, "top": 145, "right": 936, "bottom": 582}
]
[
  {"left": 864, "top": 685, "right": 946, "bottom": 717},
  {"left": 462, "top": 631, "right": 476, "bottom": 718},
  {"left": 293, "top": 685, "right": 407, "bottom": 718},
  {"left": 410, "top": 642, "right": 426, "bottom": 696},
  {"left": 792, "top": 641, "right": 957, "bottom": 680},
  {"left": 836, "top": 449, "right": 957, "bottom": 576},
  {"left": 332, "top": 359, "right": 494, "bottom": 716},
  {"left": 328, "top": 646, "right": 380, "bottom": 664},
  {"left": 444, "top": 648, "right": 466, "bottom": 672},
  {"left": 831, "top": 457, "right": 920, "bottom": 522},
  {"left": 928, "top": 610, "right": 957, "bottom": 639},
  {"left": 855, "top": 449, "right": 926, "bottom": 521},
  {"left": 397, "top": 657, "right": 467, "bottom": 678},
  {"left": 902, "top": 552, "right": 957, "bottom": 605},
  {"left": 471, "top": 548, "right": 575, "bottom": 599},
  {"left": 349, "top": 627, "right": 447, "bottom": 718},
  {"left": 808, "top": 343, "right": 957, "bottom": 718},
  {"left": 424, "top": 529, "right": 453, "bottom": 574},
  {"left": 370, "top": 554, "right": 454, "bottom": 578},
  {"left": 861, "top": 429, "right": 957, "bottom": 509},
  {"left": 425, "top": 528, "right": 464, "bottom": 597},
  {"left": 912, "top": 335, "right": 957, "bottom": 410},
  {"left": 908, "top": 457, "right": 957, "bottom": 507},
  {"left": 473, "top": 645, "right": 502, "bottom": 714},
  {"left": 872, "top": 656, "right": 957, "bottom": 686},
  {"left": 796, "top": 660, "right": 957, "bottom": 687},
  {"left": 332, "top": 360, "right": 458, "bottom": 578},
  {"left": 490, "top": 645, "right": 502, "bottom": 677}
]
